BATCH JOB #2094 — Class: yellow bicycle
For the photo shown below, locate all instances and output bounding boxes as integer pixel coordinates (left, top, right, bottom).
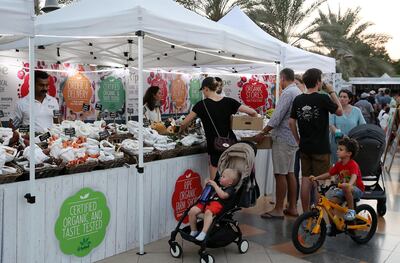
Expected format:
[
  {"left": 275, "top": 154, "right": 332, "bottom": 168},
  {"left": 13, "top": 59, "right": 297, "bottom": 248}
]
[{"left": 292, "top": 183, "right": 377, "bottom": 254}]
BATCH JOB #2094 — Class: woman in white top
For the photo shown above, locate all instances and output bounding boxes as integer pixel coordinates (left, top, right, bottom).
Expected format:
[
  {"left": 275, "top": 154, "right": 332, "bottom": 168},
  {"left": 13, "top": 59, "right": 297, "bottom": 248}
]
[{"left": 143, "top": 86, "right": 162, "bottom": 123}]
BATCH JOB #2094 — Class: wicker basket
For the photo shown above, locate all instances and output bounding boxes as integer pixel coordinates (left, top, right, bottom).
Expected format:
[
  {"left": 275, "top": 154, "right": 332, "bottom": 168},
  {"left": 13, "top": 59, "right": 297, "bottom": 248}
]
[
  {"left": 180, "top": 142, "right": 207, "bottom": 156},
  {"left": 97, "top": 156, "right": 127, "bottom": 170},
  {"left": 0, "top": 163, "right": 23, "bottom": 184},
  {"left": 158, "top": 146, "right": 183, "bottom": 160},
  {"left": 121, "top": 148, "right": 160, "bottom": 163},
  {"left": 108, "top": 133, "right": 133, "bottom": 144},
  {"left": 64, "top": 161, "right": 98, "bottom": 175}
]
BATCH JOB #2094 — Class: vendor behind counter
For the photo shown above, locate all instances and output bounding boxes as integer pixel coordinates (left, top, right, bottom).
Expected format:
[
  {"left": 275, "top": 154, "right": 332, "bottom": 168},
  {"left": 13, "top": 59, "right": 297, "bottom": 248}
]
[{"left": 143, "top": 85, "right": 162, "bottom": 123}]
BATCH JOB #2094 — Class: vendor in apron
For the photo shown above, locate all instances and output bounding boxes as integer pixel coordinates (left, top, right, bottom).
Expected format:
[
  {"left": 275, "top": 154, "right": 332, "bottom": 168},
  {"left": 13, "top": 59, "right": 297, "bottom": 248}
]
[
  {"left": 143, "top": 86, "right": 162, "bottom": 123},
  {"left": 8, "top": 70, "right": 60, "bottom": 144}
]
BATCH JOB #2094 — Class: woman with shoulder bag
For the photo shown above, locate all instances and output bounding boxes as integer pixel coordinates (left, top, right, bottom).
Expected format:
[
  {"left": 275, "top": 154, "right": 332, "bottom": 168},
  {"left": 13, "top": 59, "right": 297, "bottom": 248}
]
[{"left": 179, "top": 77, "right": 257, "bottom": 179}]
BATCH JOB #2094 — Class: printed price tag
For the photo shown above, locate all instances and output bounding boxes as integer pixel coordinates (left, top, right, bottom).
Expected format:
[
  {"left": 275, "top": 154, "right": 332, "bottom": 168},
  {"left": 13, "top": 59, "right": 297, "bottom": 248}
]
[
  {"left": 64, "top": 127, "right": 76, "bottom": 137},
  {"left": 82, "top": 103, "right": 91, "bottom": 112},
  {"left": 98, "top": 129, "right": 110, "bottom": 140},
  {"left": 110, "top": 112, "right": 117, "bottom": 119},
  {"left": 39, "top": 132, "right": 51, "bottom": 142},
  {"left": 19, "top": 125, "right": 29, "bottom": 133},
  {"left": 127, "top": 108, "right": 134, "bottom": 114},
  {"left": 143, "top": 118, "right": 151, "bottom": 127},
  {"left": 53, "top": 110, "right": 62, "bottom": 117},
  {"left": 0, "top": 110, "right": 4, "bottom": 118},
  {"left": 95, "top": 102, "right": 102, "bottom": 111},
  {"left": 128, "top": 116, "right": 135, "bottom": 121}
]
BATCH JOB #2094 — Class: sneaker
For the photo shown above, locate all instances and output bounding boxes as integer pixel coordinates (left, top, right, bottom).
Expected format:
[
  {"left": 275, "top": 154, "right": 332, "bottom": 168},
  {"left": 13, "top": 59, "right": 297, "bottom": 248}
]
[
  {"left": 190, "top": 231, "right": 198, "bottom": 237},
  {"left": 344, "top": 209, "right": 356, "bottom": 221},
  {"left": 195, "top": 232, "right": 206, "bottom": 241}
]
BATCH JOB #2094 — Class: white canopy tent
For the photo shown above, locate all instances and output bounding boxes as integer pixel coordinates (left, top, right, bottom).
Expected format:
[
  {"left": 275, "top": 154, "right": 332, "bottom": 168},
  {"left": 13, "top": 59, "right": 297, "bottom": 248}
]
[
  {"left": 218, "top": 6, "right": 336, "bottom": 74},
  {"left": 0, "top": 0, "right": 285, "bottom": 256},
  {"left": 0, "top": 0, "right": 34, "bottom": 36}
]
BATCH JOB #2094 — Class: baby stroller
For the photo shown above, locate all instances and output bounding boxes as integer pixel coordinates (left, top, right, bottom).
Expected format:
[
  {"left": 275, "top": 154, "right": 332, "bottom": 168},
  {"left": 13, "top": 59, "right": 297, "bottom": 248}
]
[
  {"left": 168, "top": 142, "right": 259, "bottom": 263},
  {"left": 349, "top": 124, "right": 387, "bottom": 216}
]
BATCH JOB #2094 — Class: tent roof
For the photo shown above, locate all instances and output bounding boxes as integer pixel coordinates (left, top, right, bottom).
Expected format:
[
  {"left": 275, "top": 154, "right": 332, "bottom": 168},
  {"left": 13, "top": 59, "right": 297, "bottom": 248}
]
[
  {"left": 0, "top": 0, "right": 34, "bottom": 36},
  {"left": 218, "top": 7, "right": 336, "bottom": 73},
  {"left": 0, "top": 0, "right": 282, "bottom": 68}
]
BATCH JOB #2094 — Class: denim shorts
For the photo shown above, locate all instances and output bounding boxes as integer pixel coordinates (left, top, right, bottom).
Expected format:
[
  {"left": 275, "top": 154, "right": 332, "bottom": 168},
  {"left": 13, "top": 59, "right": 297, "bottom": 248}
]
[{"left": 325, "top": 186, "right": 363, "bottom": 204}]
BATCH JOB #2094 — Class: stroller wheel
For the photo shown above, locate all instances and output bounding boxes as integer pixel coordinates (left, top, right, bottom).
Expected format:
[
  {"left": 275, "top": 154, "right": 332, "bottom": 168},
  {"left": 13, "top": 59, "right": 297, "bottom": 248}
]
[
  {"left": 377, "top": 199, "right": 387, "bottom": 217},
  {"left": 169, "top": 242, "right": 182, "bottom": 258},
  {"left": 200, "top": 253, "right": 215, "bottom": 263},
  {"left": 238, "top": 240, "right": 249, "bottom": 254}
]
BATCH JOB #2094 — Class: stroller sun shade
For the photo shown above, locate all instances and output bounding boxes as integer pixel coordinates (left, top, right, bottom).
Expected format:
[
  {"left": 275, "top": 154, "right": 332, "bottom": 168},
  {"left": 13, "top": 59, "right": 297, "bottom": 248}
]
[{"left": 217, "top": 142, "right": 256, "bottom": 189}]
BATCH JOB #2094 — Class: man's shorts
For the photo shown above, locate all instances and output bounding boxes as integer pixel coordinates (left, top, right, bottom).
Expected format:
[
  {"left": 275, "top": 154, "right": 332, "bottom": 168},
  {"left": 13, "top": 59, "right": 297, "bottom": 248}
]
[
  {"left": 300, "top": 153, "right": 330, "bottom": 177},
  {"left": 272, "top": 138, "right": 298, "bottom": 175},
  {"left": 325, "top": 186, "right": 363, "bottom": 204},
  {"left": 196, "top": 201, "right": 223, "bottom": 215}
]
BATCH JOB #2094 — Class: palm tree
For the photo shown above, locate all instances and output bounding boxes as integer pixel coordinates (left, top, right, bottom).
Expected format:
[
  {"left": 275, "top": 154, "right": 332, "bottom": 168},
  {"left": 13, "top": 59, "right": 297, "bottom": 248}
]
[
  {"left": 174, "top": 0, "right": 254, "bottom": 21},
  {"left": 310, "top": 7, "right": 394, "bottom": 79},
  {"left": 246, "top": 0, "right": 327, "bottom": 44}
]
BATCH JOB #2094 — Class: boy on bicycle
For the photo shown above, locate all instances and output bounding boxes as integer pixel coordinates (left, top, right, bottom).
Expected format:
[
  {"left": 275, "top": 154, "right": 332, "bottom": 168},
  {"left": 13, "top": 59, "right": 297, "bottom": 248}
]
[{"left": 310, "top": 137, "right": 365, "bottom": 221}]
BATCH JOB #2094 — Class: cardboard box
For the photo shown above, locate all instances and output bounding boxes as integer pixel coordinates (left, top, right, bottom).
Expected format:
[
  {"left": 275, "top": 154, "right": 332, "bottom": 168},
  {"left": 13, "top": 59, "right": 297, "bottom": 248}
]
[
  {"left": 241, "top": 135, "right": 272, "bottom": 149},
  {"left": 231, "top": 115, "right": 264, "bottom": 131}
]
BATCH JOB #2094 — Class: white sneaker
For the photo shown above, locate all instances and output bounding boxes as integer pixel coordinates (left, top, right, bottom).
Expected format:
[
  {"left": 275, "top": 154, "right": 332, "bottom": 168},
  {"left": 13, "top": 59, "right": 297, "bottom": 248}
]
[
  {"left": 190, "top": 231, "right": 198, "bottom": 237},
  {"left": 344, "top": 209, "right": 356, "bottom": 221},
  {"left": 195, "top": 232, "right": 206, "bottom": 241}
]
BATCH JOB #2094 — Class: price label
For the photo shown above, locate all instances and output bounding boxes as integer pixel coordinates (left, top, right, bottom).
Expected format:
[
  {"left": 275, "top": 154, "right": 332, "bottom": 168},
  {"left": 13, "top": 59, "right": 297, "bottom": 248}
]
[
  {"left": 98, "top": 129, "right": 110, "bottom": 140},
  {"left": 82, "top": 103, "right": 91, "bottom": 112},
  {"left": 39, "top": 132, "right": 51, "bottom": 142},
  {"left": 64, "top": 127, "right": 76, "bottom": 137},
  {"left": 143, "top": 119, "right": 151, "bottom": 127},
  {"left": 128, "top": 116, "right": 135, "bottom": 121},
  {"left": 53, "top": 110, "right": 62, "bottom": 117},
  {"left": 127, "top": 108, "right": 134, "bottom": 114},
  {"left": 110, "top": 112, "right": 117, "bottom": 119},
  {"left": 101, "top": 112, "right": 109, "bottom": 118},
  {"left": 95, "top": 103, "right": 102, "bottom": 111},
  {"left": 0, "top": 110, "right": 4, "bottom": 118},
  {"left": 19, "top": 125, "right": 29, "bottom": 133}
]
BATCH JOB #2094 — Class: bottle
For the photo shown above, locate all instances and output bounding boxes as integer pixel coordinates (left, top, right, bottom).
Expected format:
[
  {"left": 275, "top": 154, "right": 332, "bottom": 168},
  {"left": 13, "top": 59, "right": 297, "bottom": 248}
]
[{"left": 199, "top": 184, "right": 213, "bottom": 204}]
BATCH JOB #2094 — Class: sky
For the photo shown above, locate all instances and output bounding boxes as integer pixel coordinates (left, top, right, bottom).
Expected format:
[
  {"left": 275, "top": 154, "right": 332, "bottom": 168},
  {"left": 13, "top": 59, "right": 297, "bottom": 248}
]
[
  {"left": 39, "top": 0, "right": 400, "bottom": 60},
  {"left": 314, "top": 0, "right": 400, "bottom": 60}
]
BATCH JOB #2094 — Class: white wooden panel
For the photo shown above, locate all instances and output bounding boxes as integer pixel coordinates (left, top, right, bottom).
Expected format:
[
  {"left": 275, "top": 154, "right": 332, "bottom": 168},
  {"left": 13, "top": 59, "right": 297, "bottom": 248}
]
[
  {"left": 89, "top": 170, "right": 108, "bottom": 262},
  {"left": 126, "top": 166, "right": 137, "bottom": 251},
  {"left": 158, "top": 161, "right": 167, "bottom": 237},
  {"left": 61, "top": 175, "right": 73, "bottom": 263},
  {"left": 105, "top": 170, "right": 118, "bottom": 258},
  {"left": 115, "top": 168, "right": 128, "bottom": 254},
  {"left": 150, "top": 163, "right": 160, "bottom": 242},
  {"left": 2, "top": 185, "right": 18, "bottom": 263},
  {"left": 143, "top": 164, "right": 152, "bottom": 245},
  {"left": 0, "top": 188, "right": 3, "bottom": 261},
  {"left": 33, "top": 182, "right": 46, "bottom": 263},
  {"left": 45, "top": 177, "right": 64, "bottom": 263}
]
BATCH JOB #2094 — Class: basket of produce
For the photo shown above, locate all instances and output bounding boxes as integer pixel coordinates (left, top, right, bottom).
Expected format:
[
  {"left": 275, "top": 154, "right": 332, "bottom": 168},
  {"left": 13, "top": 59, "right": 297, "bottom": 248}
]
[
  {"left": 97, "top": 151, "right": 127, "bottom": 170},
  {"left": 0, "top": 162, "right": 23, "bottom": 184},
  {"left": 108, "top": 133, "right": 134, "bottom": 144},
  {"left": 16, "top": 157, "right": 65, "bottom": 179},
  {"left": 158, "top": 146, "right": 183, "bottom": 160},
  {"left": 64, "top": 160, "right": 98, "bottom": 175}
]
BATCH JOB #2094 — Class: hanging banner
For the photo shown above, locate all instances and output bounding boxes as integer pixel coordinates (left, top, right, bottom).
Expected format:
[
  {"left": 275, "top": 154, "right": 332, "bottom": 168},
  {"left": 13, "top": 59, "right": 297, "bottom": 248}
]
[
  {"left": 62, "top": 73, "right": 93, "bottom": 113},
  {"left": 55, "top": 188, "right": 110, "bottom": 257},
  {"left": 97, "top": 76, "right": 125, "bottom": 113},
  {"left": 171, "top": 169, "right": 203, "bottom": 224},
  {"left": 147, "top": 72, "right": 169, "bottom": 113},
  {"left": 188, "top": 78, "right": 202, "bottom": 107},
  {"left": 171, "top": 75, "right": 188, "bottom": 112}
]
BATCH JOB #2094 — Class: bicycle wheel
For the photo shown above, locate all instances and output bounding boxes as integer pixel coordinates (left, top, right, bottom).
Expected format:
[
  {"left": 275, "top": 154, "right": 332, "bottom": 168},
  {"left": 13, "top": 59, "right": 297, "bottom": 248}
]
[
  {"left": 350, "top": 204, "right": 377, "bottom": 244},
  {"left": 292, "top": 211, "right": 326, "bottom": 254}
]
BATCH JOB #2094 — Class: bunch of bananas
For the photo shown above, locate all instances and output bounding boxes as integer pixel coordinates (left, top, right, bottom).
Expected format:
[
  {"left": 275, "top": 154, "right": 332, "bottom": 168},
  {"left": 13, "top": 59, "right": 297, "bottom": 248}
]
[{"left": 265, "top": 109, "right": 275, "bottom": 118}]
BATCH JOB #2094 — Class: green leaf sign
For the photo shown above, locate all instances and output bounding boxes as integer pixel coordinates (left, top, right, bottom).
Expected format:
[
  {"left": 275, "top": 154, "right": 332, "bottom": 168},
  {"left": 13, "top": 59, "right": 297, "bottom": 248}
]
[
  {"left": 98, "top": 76, "right": 125, "bottom": 112},
  {"left": 55, "top": 188, "right": 110, "bottom": 257}
]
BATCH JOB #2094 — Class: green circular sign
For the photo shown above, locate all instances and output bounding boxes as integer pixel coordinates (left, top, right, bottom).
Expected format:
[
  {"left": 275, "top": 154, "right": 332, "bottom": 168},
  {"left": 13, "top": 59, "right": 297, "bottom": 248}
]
[
  {"left": 55, "top": 188, "right": 110, "bottom": 257},
  {"left": 98, "top": 76, "right": 126, "bottom": 112},
  {"left": 189, "top": 78, "right": 202, "bottom": 105}
]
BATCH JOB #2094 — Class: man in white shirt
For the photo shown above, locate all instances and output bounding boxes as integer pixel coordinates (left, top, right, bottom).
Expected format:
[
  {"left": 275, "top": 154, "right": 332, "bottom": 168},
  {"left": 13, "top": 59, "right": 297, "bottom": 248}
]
[{"left": 9, "top": 70, "right": 60, "bottom": 133}]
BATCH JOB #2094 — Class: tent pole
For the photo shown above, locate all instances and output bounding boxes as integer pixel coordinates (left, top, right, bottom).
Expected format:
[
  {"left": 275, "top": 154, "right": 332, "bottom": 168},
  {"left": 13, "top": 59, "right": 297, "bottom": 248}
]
[
  {"left": 136, "top": 30, "right": 145, "bottom": 256},
  {"left": 275, "top": 62, "right": 281, "bottom": 105}
]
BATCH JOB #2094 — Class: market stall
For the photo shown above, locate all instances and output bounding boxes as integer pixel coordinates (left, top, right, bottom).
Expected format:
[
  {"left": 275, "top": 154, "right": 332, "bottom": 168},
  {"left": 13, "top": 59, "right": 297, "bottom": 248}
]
[{"left": 0, "top": 0, "right": 279, "bottom": 262}]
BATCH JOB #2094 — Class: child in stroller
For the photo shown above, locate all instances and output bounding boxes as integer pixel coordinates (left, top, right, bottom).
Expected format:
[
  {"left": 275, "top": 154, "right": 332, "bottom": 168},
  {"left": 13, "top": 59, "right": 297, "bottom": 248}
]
[
  {"left": 189, "top": 168, "right": 242, "bottom": 241},
  {"left": 169, "top": 142, "right": 259, "bottom": 263}
]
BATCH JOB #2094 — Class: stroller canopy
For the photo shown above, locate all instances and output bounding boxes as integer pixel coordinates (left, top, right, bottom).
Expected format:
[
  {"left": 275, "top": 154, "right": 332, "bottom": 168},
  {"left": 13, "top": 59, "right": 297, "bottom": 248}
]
[{"left": 217, "top": 142, "right": 256, "bottom": 183}]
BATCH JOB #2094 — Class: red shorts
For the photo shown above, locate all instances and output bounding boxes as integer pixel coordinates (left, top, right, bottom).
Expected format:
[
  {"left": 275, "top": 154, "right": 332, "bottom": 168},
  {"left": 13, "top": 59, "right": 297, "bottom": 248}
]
[{"left": 196, "top": 201, "right": 223, "bottom": 215}]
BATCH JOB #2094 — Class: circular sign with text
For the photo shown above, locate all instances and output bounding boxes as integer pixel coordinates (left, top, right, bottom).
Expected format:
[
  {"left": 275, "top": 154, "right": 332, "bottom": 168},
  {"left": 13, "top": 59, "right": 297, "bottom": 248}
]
[
  {"left": 98, "top": 76, "right": 125, "bottom": 113},
  {"left": 55, "top": 188, "right": 110, "bottom": 258},
  {"left": 171, "top": 169, "right": 203, "bottom": 224},
  {"left": 62, "top": 73, "right": 93, "bottom": 113},
  {"left": 239, "top": 80, "right": 268, "bottom": 109}
]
